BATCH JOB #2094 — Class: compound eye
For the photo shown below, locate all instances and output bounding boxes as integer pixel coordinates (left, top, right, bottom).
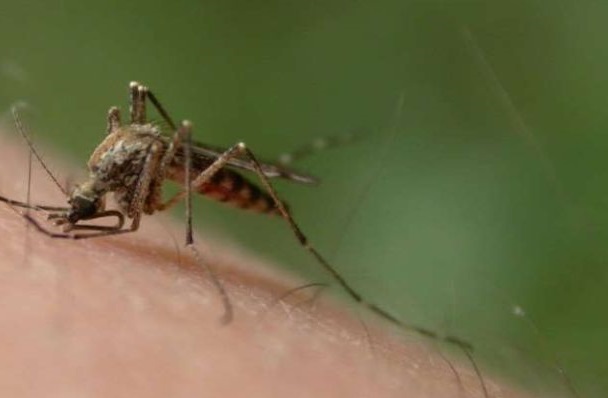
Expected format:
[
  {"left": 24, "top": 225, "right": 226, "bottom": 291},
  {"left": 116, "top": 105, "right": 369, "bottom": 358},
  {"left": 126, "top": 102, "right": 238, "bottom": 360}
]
[{"left": 67, "top": 195, "right": 98, "bottom": 223}]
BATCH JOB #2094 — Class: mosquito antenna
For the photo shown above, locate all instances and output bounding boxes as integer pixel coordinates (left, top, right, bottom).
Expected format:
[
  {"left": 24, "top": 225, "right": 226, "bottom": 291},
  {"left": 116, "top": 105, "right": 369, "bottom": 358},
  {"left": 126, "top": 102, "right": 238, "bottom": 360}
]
[{"left": 11, "top": 106, "right": 68, "bottom": 196}]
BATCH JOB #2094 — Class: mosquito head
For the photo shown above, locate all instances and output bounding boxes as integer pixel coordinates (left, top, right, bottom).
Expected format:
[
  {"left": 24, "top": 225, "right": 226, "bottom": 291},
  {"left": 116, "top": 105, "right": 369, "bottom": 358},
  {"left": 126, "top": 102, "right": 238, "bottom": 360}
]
[
  {"left": 65, "top": 182, "right": 103, "bottom": 224},
  {"left": 66, "top": 195, "right": 99, "bottom": 223}
]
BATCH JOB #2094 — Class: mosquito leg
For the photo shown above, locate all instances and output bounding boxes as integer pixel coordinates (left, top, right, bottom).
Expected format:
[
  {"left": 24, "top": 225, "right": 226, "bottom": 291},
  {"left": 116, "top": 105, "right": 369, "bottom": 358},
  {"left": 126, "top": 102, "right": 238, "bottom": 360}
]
[
  {"left": 237, "top": 146, "right": 489, "bottom": 396},
  {"left": 129, "top": 81, "right": 147, "bottom": 124},
  {"left": 2, "top": 195, "right": 131, "bottom": 239},
  {"left": 168, "top": 141, "right": 482, "bottom": 376},
  {"left": 126, "top": 138, "right": 164, "bottom": 219},
  {"left": 235, "top": 147, "right": 411, "bottom": 316},
  {"left": 126, "top": 81, "right": 180, "bottom": 130},
  {"left": 181, "top": 121, "right": 233, "bottom": 325},
  {"left": 144, "top": 87, "right": 178, "bottom": 131},
  {"left": 148, "top": 120, "right": 233, "bottom": 323},
  {"left": 54, "top": 210, "right": 126, "bottom": 231},
  {"left": 13, "top": 210, "right": 137, "bottom": 240},
  {"left": 144, "top": 120, "right": 187, "bottom": 214},
  {"left": 243, "top": 146, "right": 468, "bottom": 336},
  {"left": 106, "top": 106, "right": 121, "bottom": 135},
  {"left": 155, "top": 142, "right": 247, "bottom": 212},
  {"left": 161, "top": 141, "right": 370, "bottom": 306}
]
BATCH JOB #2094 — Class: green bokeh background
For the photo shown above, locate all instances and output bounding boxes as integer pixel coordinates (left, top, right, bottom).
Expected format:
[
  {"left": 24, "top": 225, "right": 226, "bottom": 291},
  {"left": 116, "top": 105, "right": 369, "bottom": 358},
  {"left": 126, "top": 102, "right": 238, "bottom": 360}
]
[{"left": 0, "top": 1, "right": 606, "bottom": 396}]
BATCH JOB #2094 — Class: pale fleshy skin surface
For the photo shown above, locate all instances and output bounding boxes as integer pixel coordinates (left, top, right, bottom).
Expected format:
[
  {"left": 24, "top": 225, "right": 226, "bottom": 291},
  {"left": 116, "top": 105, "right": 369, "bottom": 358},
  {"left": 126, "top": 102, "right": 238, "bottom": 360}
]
[{"left": 0, "top": 137, "right": 530, "bottom": 398}]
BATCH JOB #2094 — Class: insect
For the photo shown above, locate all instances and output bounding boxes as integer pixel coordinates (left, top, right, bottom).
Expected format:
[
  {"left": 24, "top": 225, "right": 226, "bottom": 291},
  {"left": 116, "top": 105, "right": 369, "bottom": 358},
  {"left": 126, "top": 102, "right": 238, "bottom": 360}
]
[{"left": 0, "top": 82, "right": 486, "bottom": 394}]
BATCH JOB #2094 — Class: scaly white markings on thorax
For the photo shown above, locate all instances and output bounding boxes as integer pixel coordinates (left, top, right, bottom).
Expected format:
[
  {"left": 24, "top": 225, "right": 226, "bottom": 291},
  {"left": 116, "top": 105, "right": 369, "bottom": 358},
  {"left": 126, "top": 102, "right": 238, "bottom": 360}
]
[{"left": 86, "top": 124, "right": 165, "bottom": 216}]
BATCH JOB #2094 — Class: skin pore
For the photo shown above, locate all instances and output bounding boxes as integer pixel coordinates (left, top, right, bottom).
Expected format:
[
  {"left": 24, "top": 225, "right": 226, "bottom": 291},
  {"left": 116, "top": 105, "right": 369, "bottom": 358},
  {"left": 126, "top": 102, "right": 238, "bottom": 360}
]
[{"left": 0, "top": 136, "right": 531, "bottom": 398}]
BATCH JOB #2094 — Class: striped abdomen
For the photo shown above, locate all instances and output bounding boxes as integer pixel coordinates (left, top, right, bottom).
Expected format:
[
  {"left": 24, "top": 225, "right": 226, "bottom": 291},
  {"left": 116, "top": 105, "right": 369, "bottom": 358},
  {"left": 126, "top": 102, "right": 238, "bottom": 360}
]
[
  {"left": 200, "top": 169, "right": 280, "bottom": 214},
  {"left": 167, "top": 166, "right": 280, "bottom": 214}
]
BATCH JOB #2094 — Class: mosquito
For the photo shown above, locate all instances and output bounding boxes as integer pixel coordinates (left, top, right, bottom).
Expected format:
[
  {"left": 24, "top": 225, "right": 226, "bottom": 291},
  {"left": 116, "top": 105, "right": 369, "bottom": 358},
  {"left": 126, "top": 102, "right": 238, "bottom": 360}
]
[{"left": 0, "top": 82, "right": 486, "bottom": 394}]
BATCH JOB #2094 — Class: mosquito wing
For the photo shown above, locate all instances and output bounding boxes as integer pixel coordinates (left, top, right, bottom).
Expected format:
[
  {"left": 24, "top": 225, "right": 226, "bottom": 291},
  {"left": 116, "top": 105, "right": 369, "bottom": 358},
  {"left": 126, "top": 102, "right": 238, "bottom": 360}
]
[{"left": 174, "top": 140, "right": 319, "bottom": 185}]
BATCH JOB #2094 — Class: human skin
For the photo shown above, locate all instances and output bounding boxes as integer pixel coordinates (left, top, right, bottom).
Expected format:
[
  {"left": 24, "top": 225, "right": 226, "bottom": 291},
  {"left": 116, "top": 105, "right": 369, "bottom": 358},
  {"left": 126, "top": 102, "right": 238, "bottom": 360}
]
[{"left": 0, "top": 136, "right": 530, "bottom": 398}]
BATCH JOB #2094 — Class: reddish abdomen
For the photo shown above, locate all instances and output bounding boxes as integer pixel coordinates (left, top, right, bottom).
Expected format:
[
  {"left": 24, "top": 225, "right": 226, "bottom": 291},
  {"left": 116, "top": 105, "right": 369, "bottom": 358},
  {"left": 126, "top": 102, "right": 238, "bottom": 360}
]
[
  {"left": 168, "top": 167, "right": 279, "bottom": 214},
  {"left": 201, "top": 169, "right": 280, "bottom": 214}
]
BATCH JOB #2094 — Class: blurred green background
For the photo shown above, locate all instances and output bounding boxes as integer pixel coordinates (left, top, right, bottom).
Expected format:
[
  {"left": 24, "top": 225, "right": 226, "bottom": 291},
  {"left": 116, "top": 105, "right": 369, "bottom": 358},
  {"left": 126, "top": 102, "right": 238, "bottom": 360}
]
[{"left": 0, "top": 1, "right": 606, "bottom": 396}]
